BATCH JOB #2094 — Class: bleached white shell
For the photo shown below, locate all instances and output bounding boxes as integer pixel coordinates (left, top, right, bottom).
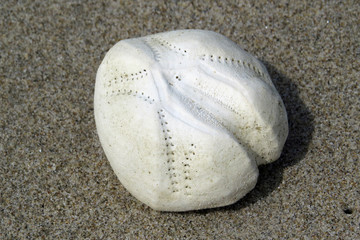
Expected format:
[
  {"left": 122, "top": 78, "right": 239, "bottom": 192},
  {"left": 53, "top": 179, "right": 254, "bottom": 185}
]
[{"left": 94, "top": 30, "right": 288, "bottom": 211}]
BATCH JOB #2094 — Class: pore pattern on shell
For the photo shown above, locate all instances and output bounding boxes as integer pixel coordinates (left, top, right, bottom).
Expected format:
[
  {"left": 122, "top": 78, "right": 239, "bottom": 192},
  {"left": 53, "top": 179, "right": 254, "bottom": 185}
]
[{"left": 94, "top": 30, "right": 288, "bottom": 211}]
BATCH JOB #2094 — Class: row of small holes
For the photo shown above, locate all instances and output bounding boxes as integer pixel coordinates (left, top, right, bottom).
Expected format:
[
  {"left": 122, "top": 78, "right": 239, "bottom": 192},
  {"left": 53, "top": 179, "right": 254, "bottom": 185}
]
[
  {"left": 157, "top": 109, "right": 179, "bottom": 192},
  {"left": 201, "top": 54, "right": 265, "bottom": 77},
  {"left": 107, "top": 69, "right": 148, "bottom": 87},
  {"left": 183, "top": 144, "right": 196, "bottom": 193},
  {"left": 105, "top": 89, "right": 155, "bottom": 104},
  {"left": 151, "top": 37, "right": 188, "bottom": 56}
]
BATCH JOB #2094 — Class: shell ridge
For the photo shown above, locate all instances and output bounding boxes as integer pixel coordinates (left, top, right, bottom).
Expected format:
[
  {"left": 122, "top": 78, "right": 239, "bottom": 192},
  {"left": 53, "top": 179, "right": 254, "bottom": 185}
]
[
  {"left": 199, "top": 54, "right": 275, "bottom": 90},
  {"left": 142, "top": 38, "right": 161, "bottom": 62},
  {"left": 197, "top": 62, "right": 281, "bottom": 134},
  {"left": 168, "top": 77, "right": 264, "bottom": 165}
]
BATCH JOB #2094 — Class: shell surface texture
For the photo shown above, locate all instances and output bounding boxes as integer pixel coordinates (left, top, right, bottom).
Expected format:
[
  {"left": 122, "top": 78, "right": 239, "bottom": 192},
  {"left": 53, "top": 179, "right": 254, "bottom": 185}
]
[{"left": 94, "top": 30, "right": 288, "bottom": 212}]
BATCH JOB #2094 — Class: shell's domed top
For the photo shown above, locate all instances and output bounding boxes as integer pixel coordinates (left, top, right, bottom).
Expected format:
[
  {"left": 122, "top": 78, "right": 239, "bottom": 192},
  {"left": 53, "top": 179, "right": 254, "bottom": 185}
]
[{"left": 94, "top": 30, "right": 288, "bottom": 212}]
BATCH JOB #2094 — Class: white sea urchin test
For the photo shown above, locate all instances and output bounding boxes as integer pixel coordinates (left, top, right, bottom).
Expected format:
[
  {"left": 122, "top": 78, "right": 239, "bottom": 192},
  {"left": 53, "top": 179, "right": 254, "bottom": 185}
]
[{"left": 94, "top": 30, "right": 288, "bottom": 211}]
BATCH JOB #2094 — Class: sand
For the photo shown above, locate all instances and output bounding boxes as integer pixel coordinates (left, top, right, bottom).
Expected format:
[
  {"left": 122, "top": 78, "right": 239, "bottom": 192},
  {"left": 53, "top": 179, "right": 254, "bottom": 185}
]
[{"left": 1, "top": 1, "right": 359, "bottom": 239}]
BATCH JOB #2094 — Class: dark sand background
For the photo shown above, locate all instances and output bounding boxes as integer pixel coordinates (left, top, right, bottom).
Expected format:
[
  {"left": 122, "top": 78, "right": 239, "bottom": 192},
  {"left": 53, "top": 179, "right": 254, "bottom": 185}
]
[{"left": 1, "top": 1, "right": 359, "bottom": 239}]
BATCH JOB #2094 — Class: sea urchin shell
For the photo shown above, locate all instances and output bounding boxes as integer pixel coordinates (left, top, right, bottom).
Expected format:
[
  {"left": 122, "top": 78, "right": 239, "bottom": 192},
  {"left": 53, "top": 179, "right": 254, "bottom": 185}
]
[{"left": 94, "top": 30, "right": 288, "bottom": 211}]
